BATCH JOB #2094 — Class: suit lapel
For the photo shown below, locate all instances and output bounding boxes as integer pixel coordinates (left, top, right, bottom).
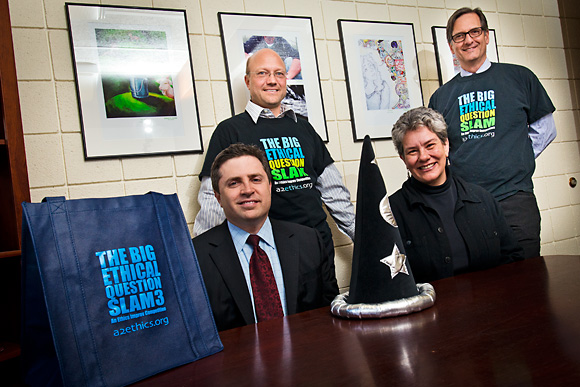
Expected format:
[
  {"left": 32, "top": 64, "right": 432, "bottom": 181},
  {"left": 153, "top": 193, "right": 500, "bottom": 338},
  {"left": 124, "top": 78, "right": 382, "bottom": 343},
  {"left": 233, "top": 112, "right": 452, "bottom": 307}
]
[
  {"left": 207, "top": 223, "right": 255, "bottom": 325},
  {"left": 272, "top": 220, "right": 300, "bottom": 314}
]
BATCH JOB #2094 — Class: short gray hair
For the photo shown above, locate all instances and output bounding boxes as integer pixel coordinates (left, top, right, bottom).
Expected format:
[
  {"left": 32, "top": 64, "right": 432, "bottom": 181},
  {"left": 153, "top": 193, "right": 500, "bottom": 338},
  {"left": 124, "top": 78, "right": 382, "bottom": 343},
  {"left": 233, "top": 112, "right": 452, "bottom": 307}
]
[{"left": 391, "top": 107, "right": 448, "bottom": 158}]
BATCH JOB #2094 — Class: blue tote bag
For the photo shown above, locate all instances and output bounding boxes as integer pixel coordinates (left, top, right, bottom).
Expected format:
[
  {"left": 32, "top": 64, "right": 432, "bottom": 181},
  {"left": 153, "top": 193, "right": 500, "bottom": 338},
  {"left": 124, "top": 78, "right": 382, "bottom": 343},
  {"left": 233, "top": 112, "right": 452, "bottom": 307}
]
[{"left": 21, "top": 192, "right": 223, "bottom": 386}]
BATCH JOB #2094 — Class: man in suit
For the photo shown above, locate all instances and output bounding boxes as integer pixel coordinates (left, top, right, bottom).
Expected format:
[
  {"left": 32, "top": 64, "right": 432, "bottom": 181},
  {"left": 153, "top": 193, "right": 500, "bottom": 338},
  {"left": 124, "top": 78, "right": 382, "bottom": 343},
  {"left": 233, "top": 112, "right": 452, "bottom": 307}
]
[{"left": 193, "top": 143, "right": 339, "bottom": 331}]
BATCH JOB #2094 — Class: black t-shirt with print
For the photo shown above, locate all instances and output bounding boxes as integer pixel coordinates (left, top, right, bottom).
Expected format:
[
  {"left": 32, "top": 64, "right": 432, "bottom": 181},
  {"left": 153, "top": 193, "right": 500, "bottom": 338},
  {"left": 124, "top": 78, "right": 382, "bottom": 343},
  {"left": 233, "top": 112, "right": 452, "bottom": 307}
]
[{"left": 200, "top": 112, "right": 333, "bottom": 239}]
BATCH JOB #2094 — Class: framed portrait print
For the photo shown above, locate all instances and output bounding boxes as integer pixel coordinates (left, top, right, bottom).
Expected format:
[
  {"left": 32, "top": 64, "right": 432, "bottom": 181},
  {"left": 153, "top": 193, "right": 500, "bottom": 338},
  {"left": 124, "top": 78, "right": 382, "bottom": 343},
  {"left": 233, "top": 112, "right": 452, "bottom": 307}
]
[
  {"left": 66, "top": 3, "right": 203, "bottom": 159},
  {"left": 338, "top": 20, "right": 423, "bottom": 141},
  {"left": 432, "top": 26, "right": 499, "bottom": 86},
  {"left": 218, "top": 12, "right": 328, "bottom": 142}
]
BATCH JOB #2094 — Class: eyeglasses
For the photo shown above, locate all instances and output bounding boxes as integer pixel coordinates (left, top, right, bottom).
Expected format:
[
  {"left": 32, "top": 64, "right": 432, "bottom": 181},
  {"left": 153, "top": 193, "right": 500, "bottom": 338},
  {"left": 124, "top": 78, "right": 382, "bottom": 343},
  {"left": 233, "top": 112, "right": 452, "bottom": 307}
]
[
  {"left": 247, "top": 71, "right": 287, "bottom": 80},
  {"left": 451, "top": 27, "right": 484, "bottom": 43}
]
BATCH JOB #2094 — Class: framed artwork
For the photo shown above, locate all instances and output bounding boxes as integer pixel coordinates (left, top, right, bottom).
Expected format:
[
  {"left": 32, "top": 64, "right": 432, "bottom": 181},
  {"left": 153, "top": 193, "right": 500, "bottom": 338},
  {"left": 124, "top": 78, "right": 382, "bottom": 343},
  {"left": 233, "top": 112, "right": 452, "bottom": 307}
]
[
  {"left": 432, "top": 26, "right": 499, "bottom": 86},
  {"left": 338, "top": 20, "right": 423, "bottom": 141},
  {"left": 218, "top": 12, "right": 328, "bottom": 142},
  {"left": 66, "top": 3, "right": 203, "bottom": 159}
]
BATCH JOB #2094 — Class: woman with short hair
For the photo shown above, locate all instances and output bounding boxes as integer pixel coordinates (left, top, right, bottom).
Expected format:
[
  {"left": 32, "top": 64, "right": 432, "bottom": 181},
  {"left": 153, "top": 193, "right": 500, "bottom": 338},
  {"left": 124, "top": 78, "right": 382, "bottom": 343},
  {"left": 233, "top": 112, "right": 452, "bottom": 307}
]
[{"left": 389, "top": 107, "right": 523, "bottom": 283}]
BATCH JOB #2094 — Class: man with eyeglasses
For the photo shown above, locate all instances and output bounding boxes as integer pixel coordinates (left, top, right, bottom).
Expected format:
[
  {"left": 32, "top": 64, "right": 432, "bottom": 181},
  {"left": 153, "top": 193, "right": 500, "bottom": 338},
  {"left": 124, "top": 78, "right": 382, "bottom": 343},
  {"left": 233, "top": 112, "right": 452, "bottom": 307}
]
[
  {"left": 244, "top": 36, "right": 308, "bottom": 118},
  {"left": 194, "top": 48, "right": 355, "bottom": 282},
  {"left": 428, "top": 7, "right": 556, "bottom": 259}
]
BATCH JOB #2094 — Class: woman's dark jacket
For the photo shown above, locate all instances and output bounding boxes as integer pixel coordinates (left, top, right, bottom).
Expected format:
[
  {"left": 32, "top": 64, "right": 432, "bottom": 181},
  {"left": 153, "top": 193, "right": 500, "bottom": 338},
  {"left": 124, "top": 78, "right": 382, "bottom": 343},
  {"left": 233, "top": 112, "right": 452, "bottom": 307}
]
[{"left": 389, "top": 174, "right": 524, "bottom": 283}]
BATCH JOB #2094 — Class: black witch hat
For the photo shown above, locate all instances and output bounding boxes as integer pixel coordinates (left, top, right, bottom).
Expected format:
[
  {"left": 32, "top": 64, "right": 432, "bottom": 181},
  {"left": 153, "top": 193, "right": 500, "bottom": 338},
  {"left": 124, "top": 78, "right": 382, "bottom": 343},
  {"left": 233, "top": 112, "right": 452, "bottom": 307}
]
[{"left": 331, "top": 136, "right": 435, "bottom": 318}]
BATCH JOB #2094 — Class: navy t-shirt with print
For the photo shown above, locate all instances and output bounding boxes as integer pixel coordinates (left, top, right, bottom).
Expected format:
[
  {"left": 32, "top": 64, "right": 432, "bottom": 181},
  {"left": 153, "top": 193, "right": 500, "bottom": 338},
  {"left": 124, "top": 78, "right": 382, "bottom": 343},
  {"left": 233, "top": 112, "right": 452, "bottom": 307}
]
[{"left": 429, "top": 63, "right": 555, "bottom": 200}]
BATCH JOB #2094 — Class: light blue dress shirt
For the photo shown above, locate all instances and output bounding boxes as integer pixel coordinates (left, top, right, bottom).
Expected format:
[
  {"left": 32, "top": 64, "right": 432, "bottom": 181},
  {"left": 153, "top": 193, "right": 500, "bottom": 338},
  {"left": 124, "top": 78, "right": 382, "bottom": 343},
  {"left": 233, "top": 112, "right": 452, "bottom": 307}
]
[{"left": 227, "top": 217, "right": 287, "bottom": 322}]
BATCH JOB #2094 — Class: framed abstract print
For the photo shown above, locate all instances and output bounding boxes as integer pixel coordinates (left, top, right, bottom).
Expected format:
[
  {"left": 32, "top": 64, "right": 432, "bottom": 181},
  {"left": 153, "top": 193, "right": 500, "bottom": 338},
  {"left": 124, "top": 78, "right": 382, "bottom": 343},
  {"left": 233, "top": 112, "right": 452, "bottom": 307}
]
[{"left": 338, "top": 20, "right": 424, "bottom": 141}]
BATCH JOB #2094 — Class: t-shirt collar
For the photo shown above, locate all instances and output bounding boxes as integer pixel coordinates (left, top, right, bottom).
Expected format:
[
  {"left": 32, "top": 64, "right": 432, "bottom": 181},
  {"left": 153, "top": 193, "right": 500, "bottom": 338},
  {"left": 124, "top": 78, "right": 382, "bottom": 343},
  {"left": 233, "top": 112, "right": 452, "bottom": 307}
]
[
  {"left": 245, "top": 100, "right": 297, "bottom": 124},
  {"left": 460, "top": 57, "right": 491, "bottom": 77}
]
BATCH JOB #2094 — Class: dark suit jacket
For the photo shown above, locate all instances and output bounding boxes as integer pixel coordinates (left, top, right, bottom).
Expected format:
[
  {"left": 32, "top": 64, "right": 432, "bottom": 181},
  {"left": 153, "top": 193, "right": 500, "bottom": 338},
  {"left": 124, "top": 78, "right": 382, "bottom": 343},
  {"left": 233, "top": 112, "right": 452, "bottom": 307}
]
[{"left": 193, "top": 219, "right": 339, "bottom": 331}]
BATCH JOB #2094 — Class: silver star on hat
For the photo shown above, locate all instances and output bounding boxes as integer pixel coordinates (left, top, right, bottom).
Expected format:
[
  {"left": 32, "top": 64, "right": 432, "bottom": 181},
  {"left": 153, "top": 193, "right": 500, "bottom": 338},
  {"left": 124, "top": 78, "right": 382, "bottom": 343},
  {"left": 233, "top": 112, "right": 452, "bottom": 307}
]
[{"left": 380, "top": 244, "right": 409, "bottom": 279}]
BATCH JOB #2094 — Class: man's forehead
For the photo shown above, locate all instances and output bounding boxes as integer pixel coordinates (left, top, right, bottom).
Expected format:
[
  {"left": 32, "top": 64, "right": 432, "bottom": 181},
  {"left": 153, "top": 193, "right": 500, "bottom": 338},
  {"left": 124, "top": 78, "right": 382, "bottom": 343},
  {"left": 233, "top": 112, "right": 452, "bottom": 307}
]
[
  {"left": 248, "top": 52, "right": 285, "bottom": 70},
  {"left": 453, "top": 12, "right": 480, "bottom": 32},
  {"left": 219, "top": 156, "right": 266, "bottom": 177},
  {"left": 251, "top": 61, "right": 285, "bottom": 70}
]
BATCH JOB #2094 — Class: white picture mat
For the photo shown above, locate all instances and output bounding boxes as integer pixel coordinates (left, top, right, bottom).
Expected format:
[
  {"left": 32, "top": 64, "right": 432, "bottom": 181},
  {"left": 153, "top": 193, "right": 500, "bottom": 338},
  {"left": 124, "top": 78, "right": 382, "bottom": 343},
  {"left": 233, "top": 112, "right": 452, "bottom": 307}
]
[
  {"left": 339, "top": 20, "right": 423, "bottom": 140},
  {"left": 67, "top": 4, "right": 202, "bottom": 158}
]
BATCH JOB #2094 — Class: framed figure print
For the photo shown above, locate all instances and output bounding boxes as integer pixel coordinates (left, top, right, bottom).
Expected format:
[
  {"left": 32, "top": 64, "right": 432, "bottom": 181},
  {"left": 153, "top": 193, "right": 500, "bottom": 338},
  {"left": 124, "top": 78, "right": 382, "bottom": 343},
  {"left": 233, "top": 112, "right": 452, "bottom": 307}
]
[
  {"left": 218, "top": 12, "right": 328, "bottom": 141},
  {"left": 432, "top": 26, "right": 499, "bottom": 86},
  {"left": 66, "top": 3, "right": 203, "bottom": 159},
  {"left": 338, "top": 20, "right": 423, "bottom": 141}
]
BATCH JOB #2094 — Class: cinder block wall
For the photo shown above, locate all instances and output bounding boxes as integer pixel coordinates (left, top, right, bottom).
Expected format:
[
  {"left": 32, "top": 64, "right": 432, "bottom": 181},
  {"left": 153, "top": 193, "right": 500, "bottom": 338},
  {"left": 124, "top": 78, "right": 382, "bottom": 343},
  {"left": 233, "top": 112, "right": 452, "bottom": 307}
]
[{"left": 9, "top": 0, "right": 580, "bottom": 290}]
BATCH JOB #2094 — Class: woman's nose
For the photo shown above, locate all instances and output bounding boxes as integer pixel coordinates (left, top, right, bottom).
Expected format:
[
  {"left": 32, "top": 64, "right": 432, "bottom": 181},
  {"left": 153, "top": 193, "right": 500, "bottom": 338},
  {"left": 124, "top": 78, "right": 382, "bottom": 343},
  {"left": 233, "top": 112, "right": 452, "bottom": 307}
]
[{"left": 418, "top": 149, "right": 429, "bottom": 160}]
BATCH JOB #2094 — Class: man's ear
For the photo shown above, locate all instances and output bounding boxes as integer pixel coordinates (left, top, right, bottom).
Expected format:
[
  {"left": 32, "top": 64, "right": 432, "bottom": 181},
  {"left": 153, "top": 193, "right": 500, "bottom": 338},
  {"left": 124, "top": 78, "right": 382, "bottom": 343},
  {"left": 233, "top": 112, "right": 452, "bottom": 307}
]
[
  {"left": 244, "top": 74, "right": 250, "bottom": 90},
  {"left": 448, "top": 42, "right": 455, "bottom": 55},
  {"left": 214, "top": 191, "right": 222, "bottom": 207}
]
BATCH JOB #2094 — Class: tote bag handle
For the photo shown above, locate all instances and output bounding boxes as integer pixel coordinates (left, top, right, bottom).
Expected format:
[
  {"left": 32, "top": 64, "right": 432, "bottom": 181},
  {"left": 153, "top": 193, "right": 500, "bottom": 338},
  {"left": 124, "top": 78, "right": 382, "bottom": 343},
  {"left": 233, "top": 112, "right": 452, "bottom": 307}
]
[{"left": 43, "top": 196, "right": 107, "bottom": 385}]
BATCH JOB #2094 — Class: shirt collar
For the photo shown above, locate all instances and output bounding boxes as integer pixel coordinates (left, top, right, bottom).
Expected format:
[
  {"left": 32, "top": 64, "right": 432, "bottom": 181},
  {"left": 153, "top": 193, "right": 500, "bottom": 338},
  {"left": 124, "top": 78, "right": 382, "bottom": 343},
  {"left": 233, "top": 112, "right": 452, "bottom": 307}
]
[
  {"left": 245, "top": 100, "right": 297, "bottom": 124},
  {"left": 460, "top": 57, "right": 491, "bottom": 77},
  {"left": 228, "top": 217, "right": 276, "bottom": 254}
]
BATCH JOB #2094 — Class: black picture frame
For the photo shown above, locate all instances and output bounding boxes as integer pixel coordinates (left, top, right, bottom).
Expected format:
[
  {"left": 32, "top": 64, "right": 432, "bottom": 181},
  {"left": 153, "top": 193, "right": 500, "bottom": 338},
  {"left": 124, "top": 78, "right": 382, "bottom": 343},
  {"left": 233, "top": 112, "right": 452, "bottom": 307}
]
[
  {"left": 218, "top": 12, "right": 328, "bottom": 142},
  {"left": 66, "top": 3, "right": 203, "bottom": 159},
  {"left": 338, "top": 19, "right": 424, "bottom": 141}
]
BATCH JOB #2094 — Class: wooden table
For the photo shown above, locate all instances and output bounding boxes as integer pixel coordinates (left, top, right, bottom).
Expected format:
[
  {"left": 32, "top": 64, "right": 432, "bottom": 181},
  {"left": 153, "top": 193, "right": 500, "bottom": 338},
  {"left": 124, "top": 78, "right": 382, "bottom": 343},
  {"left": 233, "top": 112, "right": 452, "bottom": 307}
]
[{"left": 136, "top": 255, "right": 580, "bottom": 386}]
